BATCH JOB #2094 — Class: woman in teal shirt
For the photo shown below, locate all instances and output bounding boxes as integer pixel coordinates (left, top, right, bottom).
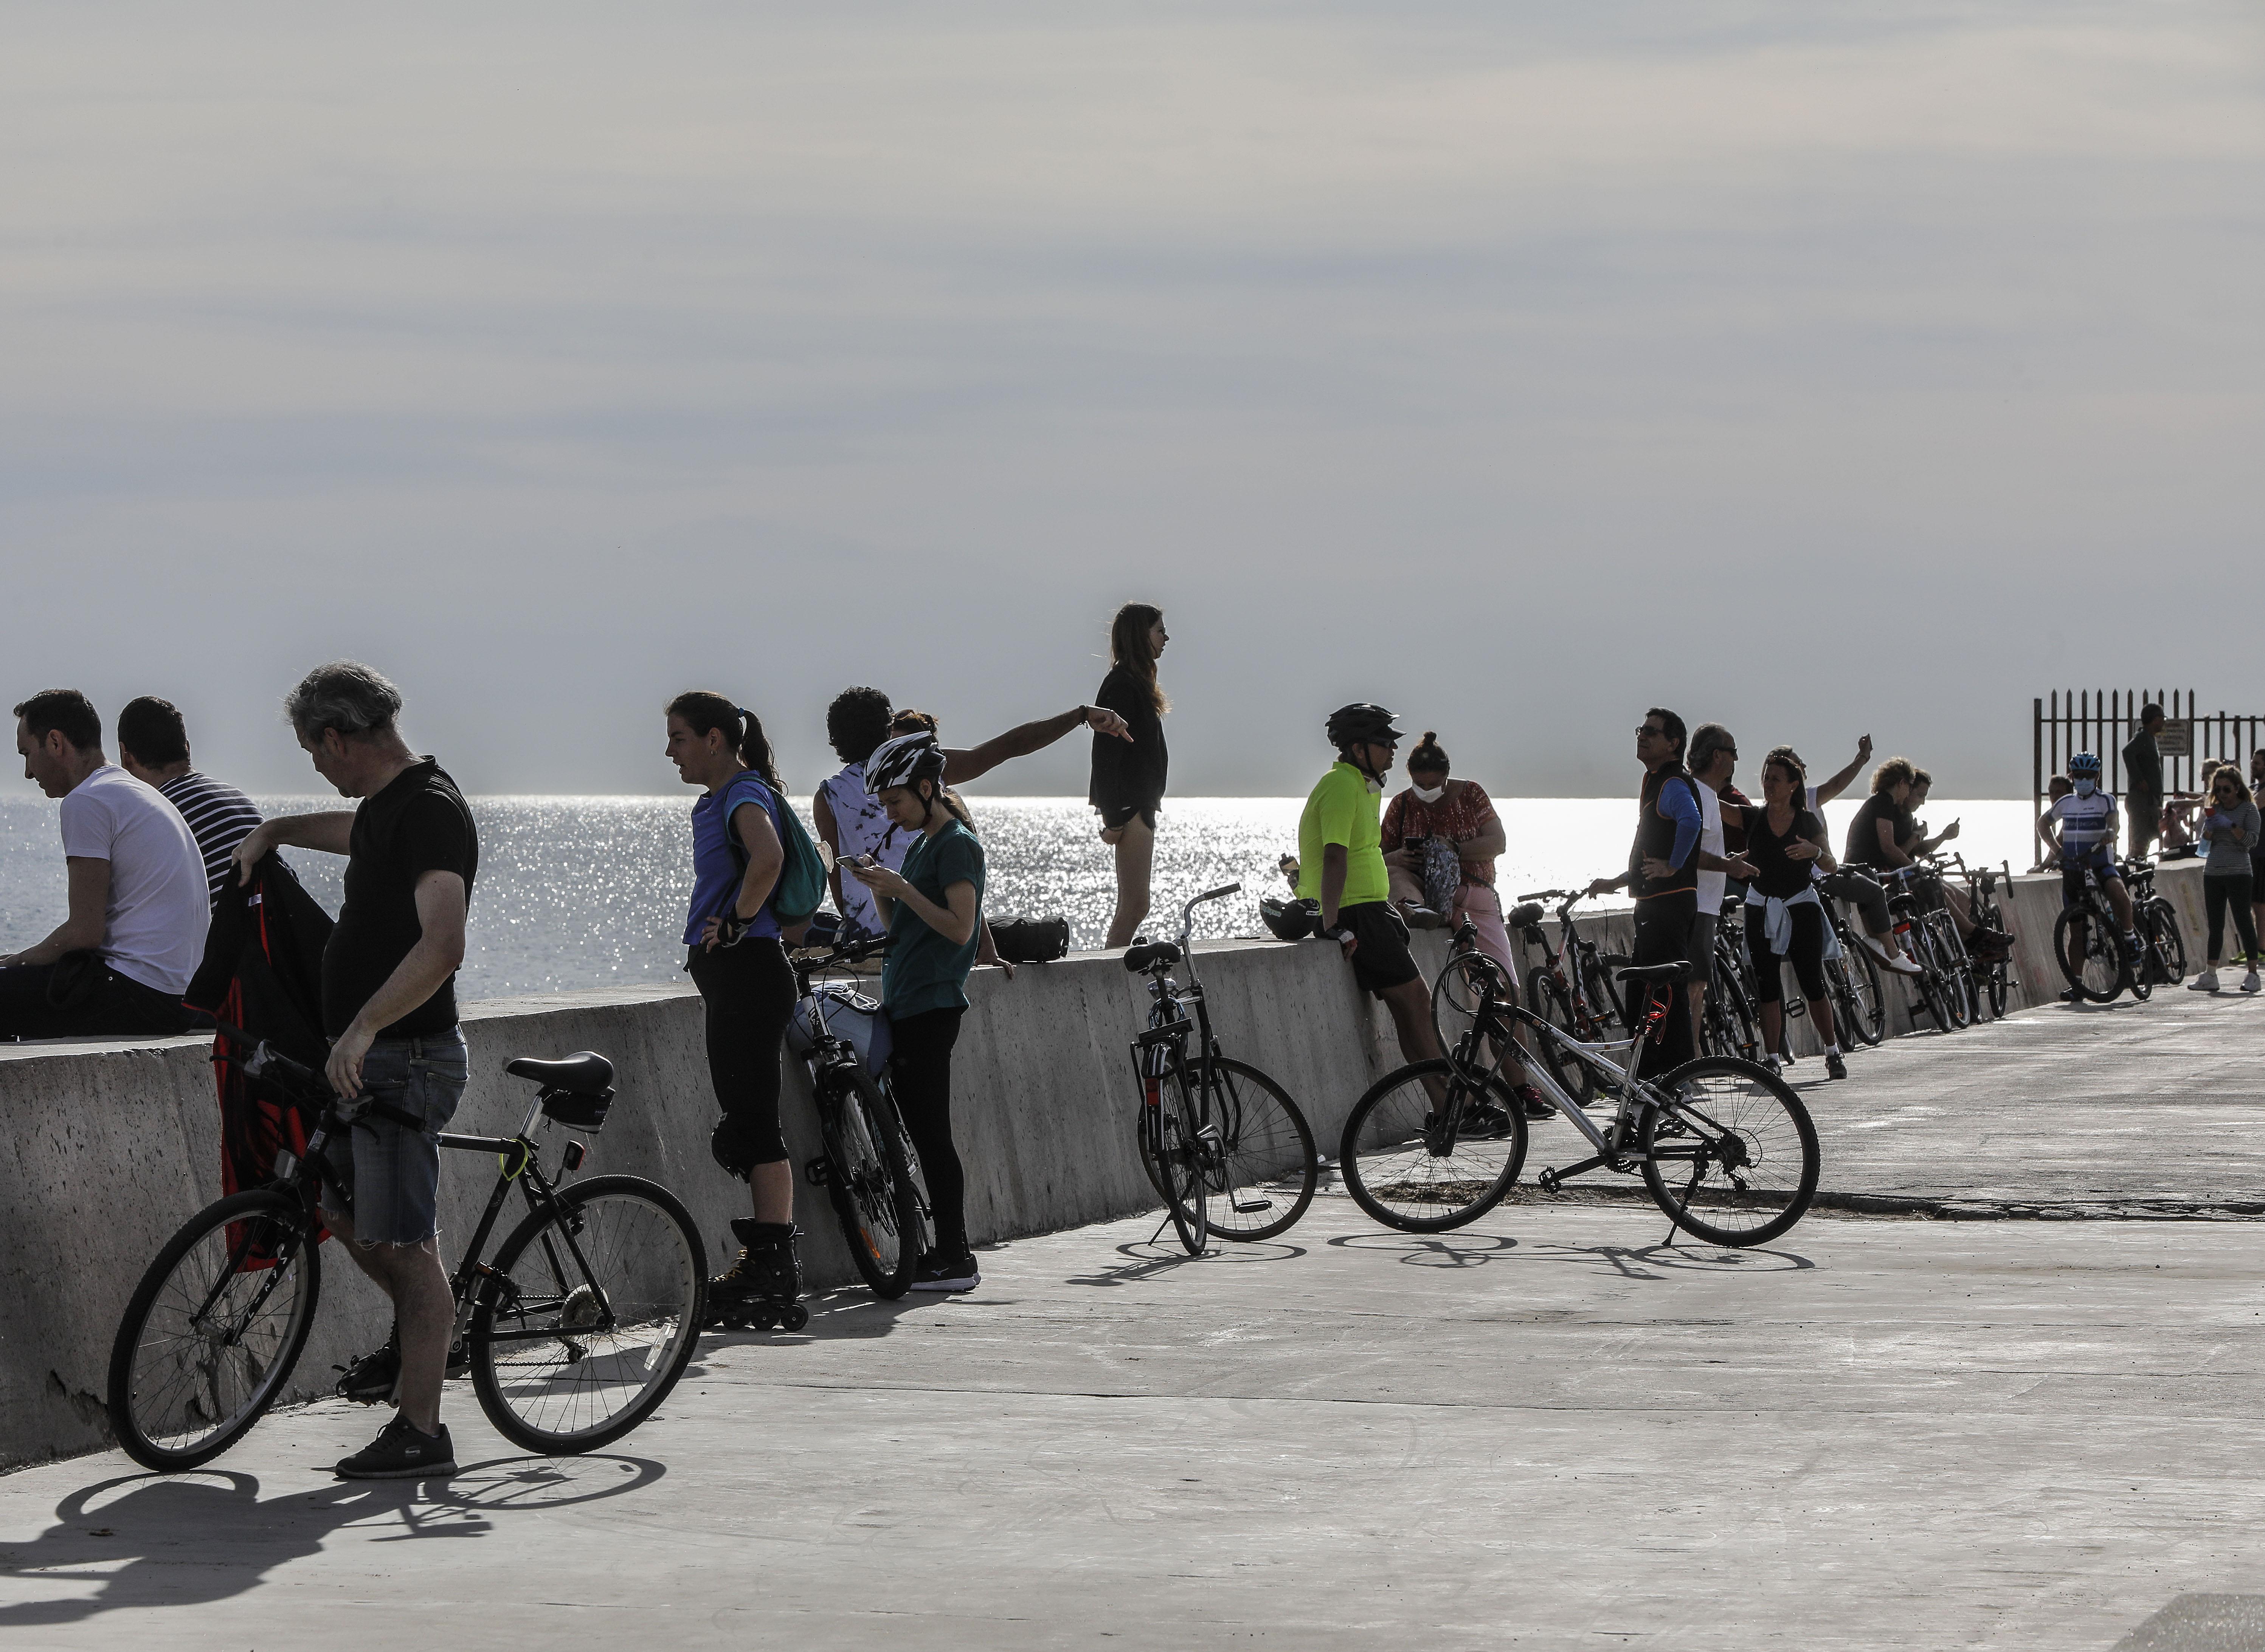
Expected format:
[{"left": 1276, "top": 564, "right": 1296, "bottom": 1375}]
[{"left": 846, "top": 732, "right": 987, "bottom": 1292}]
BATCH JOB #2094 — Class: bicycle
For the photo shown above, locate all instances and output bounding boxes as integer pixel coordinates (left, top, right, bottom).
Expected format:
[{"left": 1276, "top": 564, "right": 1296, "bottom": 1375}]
[
  {"left": 2125, "top": 857, "right": 2188, "bottom": 993},
  {"left": 1499, "top": 889, "right": 1630, "bottom": 1104},
  {"left": 1881, "top": 862, "right": 1973, "bottom": 1030},
  {"left": 108, "top": 1025, "right": 706, "bottom": 1472},
  {"left": 1340, "top": 953, "right": 1819, "bottom": 1246},
  {"left": 1125, "top": 884, "right": 1319, "bottom": 1254},
  {"left": 1817, "top": 885, "right": 1888, "bottom": 1048},
  {"left": 781, "top": 933, "right": 928, "bottom": 1315},
  {"left": 1696, "top": 904, "right": 1762, "bottom": 1064},
  {"left": 1945, "top": 854, "right": 2014, "bottom": 1020},
  {"left": 2053, "top": 860, "right": 2138, "bottom": 1003}
]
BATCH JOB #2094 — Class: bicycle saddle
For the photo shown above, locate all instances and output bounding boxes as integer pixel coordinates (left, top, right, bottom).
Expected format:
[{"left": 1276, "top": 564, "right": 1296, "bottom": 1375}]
[
  {"left": 1123, "top": 940, "right": 1182, "bottom": 973},
  {"left": 506, "top": 1051, "right": 616, "bottom": 1094},
  {"left": 1615, "top": 961, "right": 1690, "bottom": 985}
]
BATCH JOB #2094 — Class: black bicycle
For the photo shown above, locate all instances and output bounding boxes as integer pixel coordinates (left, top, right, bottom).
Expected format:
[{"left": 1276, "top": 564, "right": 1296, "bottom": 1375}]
[
  {"left": 1696, "top": 906, "right": 1762, "bottom": 1064},
  {"left": 1945, "top": 855, "right": 2015, "bottom": 1020},
  {"left": 2125, "top": 858, "right": 2189, "bottom": 994},
  {"left": 1882, "top": 862, "right": 1973, "bottom": 1030},
  {"left": 1342, "top": 951, "right": 1818, "bottom": 1245},
  {"left": 1818, "top": 885, "right": 1888, "bottom": 1048},
  {"left": 1125, "top": 885, "right": 1318, "bottom": 1253},
  {"left": 783, "top": 934, "right": 926, "bottom": 1314},
  {"left": 107, "top": 1026, "right": 706, "bottom": 1471},
  {"left": 1500, "top": 889, "right": 1630, "bottom": 1104}
]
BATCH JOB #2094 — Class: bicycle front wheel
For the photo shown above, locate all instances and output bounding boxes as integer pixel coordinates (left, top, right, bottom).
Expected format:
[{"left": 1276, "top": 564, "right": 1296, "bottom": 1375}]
[
  {"left": 471, "top": 1175, "right": 707, "bottom": 1455},
  {"left": 1831, "top": 934, "right": 1887, "bottom": 1047},
  {"left": 1706, "top": 965, "right": 1761, "bottom": 1064},
  {"left": 1137, "top": 1068, "right": 1209, "bottom": 1254},
  {"left": 1432, "top": 947, "right": 1500, "bottom": 1059},
  {"left": 2146, "top": 900, "right": 2188, "bottom": 985},
  {"left": 829, "top": 1068, "right": 922, "bottom": 1298},
  {"left": 2053, "top": 905, "right": 2124, "bottom": 1002},
  {"left": 1525, "top": 971, "right": 1595, "bottom": 1103},
  {"left": 1642, "top": 1057, "right": 1820, "bottom": 1246},
  {"left": 1925, "top": 913, "right": 1973, "bottom": 1028},
  {"left": 107, "top": 1189, "right": 322, "bottom": 1472},
  {"left": 1193, "top": 1055, "right": 1317, "bottom": 1241},
  {"left": 1339, "top": 1061, "right": 1528, "bottom": 1232}
]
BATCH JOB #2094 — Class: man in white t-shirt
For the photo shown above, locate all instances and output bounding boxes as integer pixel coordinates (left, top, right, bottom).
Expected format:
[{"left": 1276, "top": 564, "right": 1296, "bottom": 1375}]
[
  {"left": 2, "top": 689, "right": 209, "bottom": 1039},
  {"left": 1684, "top": 724, "right": 1758, "bottom": 1048}
]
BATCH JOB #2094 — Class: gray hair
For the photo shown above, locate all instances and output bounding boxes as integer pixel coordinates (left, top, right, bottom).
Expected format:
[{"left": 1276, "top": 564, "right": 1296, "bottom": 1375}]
[
  {"left": 1688, "top": 722, "right": 1734, "bottom": 773},
  {"left": 284, "top": 660, "right": 403, "bottom": 742}
]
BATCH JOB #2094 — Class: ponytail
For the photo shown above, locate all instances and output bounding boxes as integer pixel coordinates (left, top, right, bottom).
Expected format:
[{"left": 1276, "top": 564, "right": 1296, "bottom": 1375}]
[{"left": 667, "top": 690, "right": 785, "bottom": 792}]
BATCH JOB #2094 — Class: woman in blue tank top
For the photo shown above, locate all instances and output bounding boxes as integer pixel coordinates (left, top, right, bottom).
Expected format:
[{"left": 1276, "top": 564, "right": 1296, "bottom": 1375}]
[{"left": 666, "top": 691, "right": 803, "bottom": 1323}]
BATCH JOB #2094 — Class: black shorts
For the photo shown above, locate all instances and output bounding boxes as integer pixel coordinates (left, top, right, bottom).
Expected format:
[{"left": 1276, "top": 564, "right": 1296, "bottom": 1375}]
[
  {"left": 1339, "top": 901, "right": 1420, "bottom": 997},
  {"left": 1100, "top": 803, "right": 1157, "bottom": 831}
]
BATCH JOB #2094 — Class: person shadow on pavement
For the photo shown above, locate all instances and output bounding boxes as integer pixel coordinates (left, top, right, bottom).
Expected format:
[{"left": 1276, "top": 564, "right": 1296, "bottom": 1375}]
[{"left": 0, "top": 1455, "right": 661, "bottom": 1626}]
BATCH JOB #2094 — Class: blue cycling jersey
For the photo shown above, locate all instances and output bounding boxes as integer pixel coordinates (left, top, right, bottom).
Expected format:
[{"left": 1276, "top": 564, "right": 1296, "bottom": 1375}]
[{"left": 2052, "top": 790, "right": 2118, "bottom": 862}]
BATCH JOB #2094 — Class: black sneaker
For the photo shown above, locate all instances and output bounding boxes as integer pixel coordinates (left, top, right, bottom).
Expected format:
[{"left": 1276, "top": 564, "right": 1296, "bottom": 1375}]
[
  {"left": 1461, "top": 1101, "right": 1516, "bottom": 1139},
  {"left": 335, "top": 1336, "right": 470, "bottom": 1403},
  {"left": 1824, "top": 1050, "right": 1848, "bottom": 1081},
  {"left": 335, "top": 1415, "right": 456, "bottom": 1480},
  {"left": 1515, "top": 1084, "right": 1554, "bottom": 1122},
  {"left": 911, "top": 1251, "right": 980, "bottom": 1292}
]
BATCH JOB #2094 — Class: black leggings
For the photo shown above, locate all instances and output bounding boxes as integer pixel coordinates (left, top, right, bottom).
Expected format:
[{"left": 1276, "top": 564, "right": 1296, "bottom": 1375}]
[
  {"left": 889, "top": 1006, "right": 970, "bottom": 1259},
  {"left": 2205, "top": 874, "right": 2259, "bottom": 962},
  {"left": 1630, "top": 890, "right": 1697, "bottom": 1079},
  {"left": 687, "top": 938, "right": 796, "bottom": 1173},
  {"left": 1745, "top": 899, "right": 1828, "bottom": 1005}
]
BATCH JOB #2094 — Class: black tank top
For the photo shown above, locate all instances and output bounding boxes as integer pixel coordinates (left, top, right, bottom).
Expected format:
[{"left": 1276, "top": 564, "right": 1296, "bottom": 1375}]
[
  {"left": 1747, "top": 806, "right": 1826, "bottom": 899},
  {"left": 1629, "top": 766, "right": 1701, "bottom": 899}
]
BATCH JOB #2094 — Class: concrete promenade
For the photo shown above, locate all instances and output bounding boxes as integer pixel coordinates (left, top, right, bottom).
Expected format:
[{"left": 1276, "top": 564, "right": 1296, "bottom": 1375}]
[{"left": 3, "top": 986, "right": 2261, "bottom": 1649}]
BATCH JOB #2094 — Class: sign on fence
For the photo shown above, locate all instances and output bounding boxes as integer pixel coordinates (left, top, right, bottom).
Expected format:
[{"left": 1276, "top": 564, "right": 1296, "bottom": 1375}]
[{"left": 2154, "top": 720, "right": 2192, "bottom": 758}]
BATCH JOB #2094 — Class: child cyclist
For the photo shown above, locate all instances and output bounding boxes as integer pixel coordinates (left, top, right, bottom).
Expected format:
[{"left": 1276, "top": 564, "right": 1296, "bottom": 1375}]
[{"left": 846, "top": 732, "right": 988, "bottom": 1292}]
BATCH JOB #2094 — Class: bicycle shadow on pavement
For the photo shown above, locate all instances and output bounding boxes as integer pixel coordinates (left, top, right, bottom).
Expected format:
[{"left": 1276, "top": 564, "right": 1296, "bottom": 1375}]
[
  {"left": 1325, "top": 1229, "right": 1813, "bottom": 1280},
  {"left": 1064, "top": 1237, "right": 1306, "bottom": 1289},
  {"left": 0, "top": 1453, "right": 662, "bottom": 1626}
]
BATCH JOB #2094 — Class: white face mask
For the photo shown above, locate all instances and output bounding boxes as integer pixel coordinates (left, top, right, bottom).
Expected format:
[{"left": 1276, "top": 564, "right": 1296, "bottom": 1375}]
[
  {"left": 2074, "top": 779, "right": 2097, "bottom": 798},
  {"left": 1412, "top": 783, "right": 1446, "bottom": 804}
]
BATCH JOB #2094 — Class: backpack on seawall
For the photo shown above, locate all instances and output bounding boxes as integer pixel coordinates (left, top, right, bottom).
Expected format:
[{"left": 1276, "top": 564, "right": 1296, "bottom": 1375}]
[{"left": 988, "top": 914, "right": 1071, "bottom": 963}]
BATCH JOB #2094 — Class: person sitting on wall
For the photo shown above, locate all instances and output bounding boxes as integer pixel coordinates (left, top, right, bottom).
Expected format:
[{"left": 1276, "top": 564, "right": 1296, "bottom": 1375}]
[
  {"left": 116, "top": 695, "right": 265, "bottom": 905},
  {"left": 1, "top": 689, "right": 207, "bottom": 1040}
]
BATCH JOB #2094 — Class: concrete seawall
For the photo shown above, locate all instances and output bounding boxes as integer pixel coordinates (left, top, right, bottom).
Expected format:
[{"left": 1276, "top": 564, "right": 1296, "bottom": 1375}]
[{"left": 0, "top": 860, "right": 2209, "bottom": 1471}]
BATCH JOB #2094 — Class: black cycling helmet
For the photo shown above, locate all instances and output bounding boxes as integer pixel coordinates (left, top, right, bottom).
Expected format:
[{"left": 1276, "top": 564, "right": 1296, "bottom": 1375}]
[
  {"left": 1260, "top": 896, "right": 1322, "bottom": 941},
  {"left": 864, "top": 731, "right": 946, "bottom": 795},
  {"left": 1325, "top": 703, "right": 1404, "bottom": 750}
]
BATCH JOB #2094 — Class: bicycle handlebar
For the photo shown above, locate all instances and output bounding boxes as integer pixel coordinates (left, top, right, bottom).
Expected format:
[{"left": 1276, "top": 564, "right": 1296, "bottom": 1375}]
[{"left": 1172, "top": 883, "right": 1243, "bottom": 951}]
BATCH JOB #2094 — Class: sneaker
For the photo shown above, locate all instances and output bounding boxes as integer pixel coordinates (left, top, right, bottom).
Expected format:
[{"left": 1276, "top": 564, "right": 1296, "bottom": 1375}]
[
  {"left": 1515, "top": 1084, "right": 1553, "bottom": 1122},
  {"left": 1461, "top": 1101, "right": 1516, "bottom": 1139},
  {"left": 2188, "top": 969, "right": 2221, "bottom": 993},
  {"left": 911, "top": 1251, "right": 980, "bottom": 1292},
  {"left": 2245, "top": 970, "right": 2262, "bottom": 995},
  {"left": 1824, "top": 1049, "right": 1847, "bottom": 1081},
  {"left": 335, "top": 1415, "right": 456, "bottom": 1480},
  {"left": 334, "top": 1334, "right": 469, "bottom": 1402},
  {"left": 1403, "top": 905, "right": 1446, "bottom": 930},
  {"left": 1763, "top": 1054, "right": 1783, "bottom": 1076}
]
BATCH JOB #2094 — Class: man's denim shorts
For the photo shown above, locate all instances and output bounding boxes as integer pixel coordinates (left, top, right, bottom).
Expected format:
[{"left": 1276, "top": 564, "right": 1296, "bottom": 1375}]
[{"left": 321, "top": 1030, "right": 469, "bottom": 1247}]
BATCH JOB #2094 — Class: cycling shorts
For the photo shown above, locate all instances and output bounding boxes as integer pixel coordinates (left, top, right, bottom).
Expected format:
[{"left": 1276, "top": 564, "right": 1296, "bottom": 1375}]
[{"left": 2060, "top": 849, "right": 2121, "bottom": 906}]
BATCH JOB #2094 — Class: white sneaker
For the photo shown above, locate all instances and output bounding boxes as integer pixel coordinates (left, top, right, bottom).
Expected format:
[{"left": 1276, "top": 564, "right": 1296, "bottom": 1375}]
[
  {"left": 2188, "top": 969, "right": 2220, "bottom": 992},
  {"left": 1863, "top": 935, "right": 1922, "bottom": 977},
  {"left": 2244, "top": 970, "right": 2262, "bottom": 995}
]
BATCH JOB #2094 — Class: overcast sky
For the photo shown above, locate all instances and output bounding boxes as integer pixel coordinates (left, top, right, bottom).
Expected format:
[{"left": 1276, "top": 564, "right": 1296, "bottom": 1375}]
[{"left": 5, "top": 2, "right": 2260, "bottom": 800}]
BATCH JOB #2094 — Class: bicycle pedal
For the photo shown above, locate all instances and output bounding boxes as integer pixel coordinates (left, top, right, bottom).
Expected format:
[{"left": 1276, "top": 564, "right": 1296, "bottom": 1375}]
[{"left": 1232, "top": 1198, "right": 1272, "bottom": 1214}]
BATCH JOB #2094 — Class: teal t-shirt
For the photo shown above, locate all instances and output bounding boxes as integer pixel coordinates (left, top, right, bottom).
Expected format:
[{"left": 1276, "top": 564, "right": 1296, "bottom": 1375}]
[{"left": 881, "top": 819, "right": 987, "bottom": 1017}]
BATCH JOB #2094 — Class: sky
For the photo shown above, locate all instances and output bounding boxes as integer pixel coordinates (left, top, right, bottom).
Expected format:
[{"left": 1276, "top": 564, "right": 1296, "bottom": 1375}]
[{"left": 3, "top": 2, "right": 2261, "bottom": 800}]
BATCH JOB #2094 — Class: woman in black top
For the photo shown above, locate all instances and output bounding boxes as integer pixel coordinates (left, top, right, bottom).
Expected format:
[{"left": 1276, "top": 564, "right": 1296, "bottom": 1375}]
[
  {"left": 1743, "top": 752, "right": 1846, "bottom": 1079},
  {"left": 1091, "top": 603, "right": 1170, "bottom": 948}
]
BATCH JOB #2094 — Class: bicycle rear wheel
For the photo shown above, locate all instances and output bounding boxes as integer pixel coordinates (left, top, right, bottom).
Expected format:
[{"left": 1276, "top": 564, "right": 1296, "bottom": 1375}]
[
  {"left": 1642, "top": 1057, "right": 1819, "bottom": 1246},
  {"left": 1706, "top": 966, "right": 1761, "bottom": 1063},
  {"left": 1137, "top": 1067, "right": 1209, "bottom": 1254},
  {"left": 1339, "top": 1061, "right": 1528, "bottom": 1232},
  {"left": 1525, "top": 971, "right": 1595, "bottom": 1103},
  {"left": 107, "top": 1189, "right": 322, "bottom": 1471},
  {"left": 470, "top": 1174, "right": 706, "bottom": 1455},
  {"left": 828, "top": 1068, "right": 922, "bottom": 1298},
  {"left": 1193, "top": 1055, "right": 1317, "bottom": 1241},
  {"left": 2053, "top": 905, "right": 2124, "bottom": 1002},
  {"left": 1906, "top": 922, "right": 1955, "bottom": 1029}
]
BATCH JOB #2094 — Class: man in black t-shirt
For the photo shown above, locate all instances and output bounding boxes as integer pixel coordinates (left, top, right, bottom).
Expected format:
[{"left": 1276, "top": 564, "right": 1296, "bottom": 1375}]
[{"left": 233, "top": 661, "right": 477, "bottom": 1482}]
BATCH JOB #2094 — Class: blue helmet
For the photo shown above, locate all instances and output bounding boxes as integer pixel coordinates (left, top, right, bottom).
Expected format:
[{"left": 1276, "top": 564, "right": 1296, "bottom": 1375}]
[{"left": 2069, "top": 751, "right": 2102, "bottom": 777}]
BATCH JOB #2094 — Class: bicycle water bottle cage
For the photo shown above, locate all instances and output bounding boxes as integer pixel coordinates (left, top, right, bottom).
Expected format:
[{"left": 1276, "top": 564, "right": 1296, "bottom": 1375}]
[
  {"left": 507, "top": 1051, "right": 617, "bottom": 1132},
  {"left": 1123, "top": 940, "right": 1182, "bottom": 973}
]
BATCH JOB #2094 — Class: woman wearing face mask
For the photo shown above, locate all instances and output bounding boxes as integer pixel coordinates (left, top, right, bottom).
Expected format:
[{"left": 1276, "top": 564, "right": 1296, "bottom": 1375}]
[{"left": 846, "top": 731, "right": 988, "bottom": 1293}]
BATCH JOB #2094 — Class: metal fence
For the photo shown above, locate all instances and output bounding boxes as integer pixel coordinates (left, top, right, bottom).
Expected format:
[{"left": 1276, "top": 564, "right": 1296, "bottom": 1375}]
[{"left": 2032, "top": 690, "right": 2265, "bottom": 857}]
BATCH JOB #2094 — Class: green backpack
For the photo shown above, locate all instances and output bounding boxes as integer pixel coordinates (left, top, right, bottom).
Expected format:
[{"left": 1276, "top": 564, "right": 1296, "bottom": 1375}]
[{"left": 719, "top": 773, "right": 828, "bottom": 927}]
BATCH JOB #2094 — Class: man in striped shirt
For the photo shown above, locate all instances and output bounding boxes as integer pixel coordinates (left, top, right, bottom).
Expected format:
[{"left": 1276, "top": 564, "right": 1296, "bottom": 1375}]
[{"left": 118, "top": 697, "right": 263, "bottom": 903}]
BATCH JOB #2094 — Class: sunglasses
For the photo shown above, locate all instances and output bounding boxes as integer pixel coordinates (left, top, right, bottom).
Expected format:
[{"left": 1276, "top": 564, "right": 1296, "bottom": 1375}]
[{"left": 1637, "top": 725, "right": 1665, "bottom": 738}]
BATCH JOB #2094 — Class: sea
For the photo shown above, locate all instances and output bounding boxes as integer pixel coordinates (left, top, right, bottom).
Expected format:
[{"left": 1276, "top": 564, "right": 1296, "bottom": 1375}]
[{"left": 0, "top": 795, "right": 2043, "bottom": 1002}]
